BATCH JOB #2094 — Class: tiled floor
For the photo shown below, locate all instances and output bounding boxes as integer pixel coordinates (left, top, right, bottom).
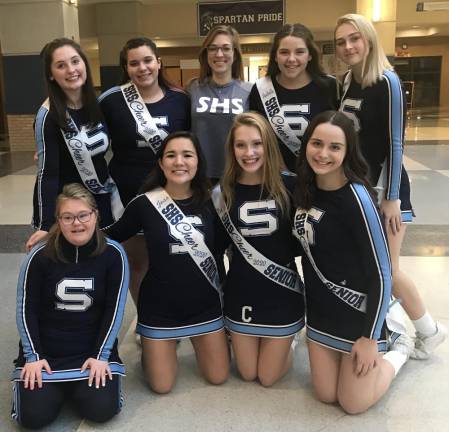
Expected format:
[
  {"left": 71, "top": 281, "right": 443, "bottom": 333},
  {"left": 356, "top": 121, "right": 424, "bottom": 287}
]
[{"left": 0, "top": 115, "right": 448, "bottom": 431}]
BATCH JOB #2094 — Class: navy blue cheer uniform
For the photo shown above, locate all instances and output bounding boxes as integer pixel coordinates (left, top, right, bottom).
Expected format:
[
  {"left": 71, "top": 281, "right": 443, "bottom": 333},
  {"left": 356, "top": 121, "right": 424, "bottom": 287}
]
[
  {"left": 340, "top": 71, "right": 413, "bottom": 221},
  {"left": 295, "top": 182, "right": 391, "bottom": 352},
  {"left": 33, "top": 105, "right": 113, "bottom": 230},
  {"left": 104, "top": 194, "right": 224, "bottom": 339},
  {"left": 249, "top": 76, "right": 337, "bottom": 172},
  {"left": 99, "top": 87, "right": 190, "bottom": 206},
  {"left": 12, "top": 237, "right": 129, "bottom": 427},
  {"left": 223, "top": 175, "right": 305, "bottom": 337}
]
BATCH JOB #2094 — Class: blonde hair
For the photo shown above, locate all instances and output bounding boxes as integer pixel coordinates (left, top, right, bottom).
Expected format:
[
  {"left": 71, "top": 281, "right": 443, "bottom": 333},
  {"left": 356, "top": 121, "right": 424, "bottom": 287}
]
[
  {"left": 222, "top": 112, "right": 290, "bottom": 215},
  {"left": 335, "top": 13, "right": 392, "bottom": 88},
  {"left": 45, "top": 183, "right": 105, "bottom": 262},
  {"left": 198, "top": 25, "right": 244, "bottom": 82}
]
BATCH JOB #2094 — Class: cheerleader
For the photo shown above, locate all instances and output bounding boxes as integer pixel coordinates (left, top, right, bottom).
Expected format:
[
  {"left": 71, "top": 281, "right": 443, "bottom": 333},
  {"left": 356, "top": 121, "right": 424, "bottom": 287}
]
[
  {"left": 335, "top": 14, "right": 446, "bottom": 358},
  {"left": 293, "top": 111, "right": 413, "bottom": 413},
  {"left": 249, "top": 23, "right": 338, "bottom": 172},
  {"left": 99, "top": 37, "right": 190, "bottom": 303},
  {"left": 187, "top": 25, "right": 252, "bottom": 183},
  {"left": 13, "top": 184, "right": 128, "bottom": 429},
  {"left": 26, "top": 38, "right": 118, "bottom": 251},
  {"left": 103, "top": 131, "right": 229, "bottom": 393},
  {"left": 213, "top": 112, "right": 305, "bottom": 386}
]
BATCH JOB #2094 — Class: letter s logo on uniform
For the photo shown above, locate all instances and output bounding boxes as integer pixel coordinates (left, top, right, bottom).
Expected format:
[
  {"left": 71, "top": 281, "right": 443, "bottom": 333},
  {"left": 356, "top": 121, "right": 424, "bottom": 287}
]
[{"left": 55, "top": 278, "right": 94, "bottom": 312}]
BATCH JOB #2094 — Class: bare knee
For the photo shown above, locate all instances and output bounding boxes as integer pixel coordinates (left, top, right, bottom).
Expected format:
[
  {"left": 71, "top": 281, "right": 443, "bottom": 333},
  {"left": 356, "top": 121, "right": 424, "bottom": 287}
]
[
  {"left": 142, "top": 367, "right": 176, "bottom": 394},
  {"left": 203, "top": 368, "right": 229, "bottom": 386},
  {"left": 147, "top": 377, "right": 175, "bottom": 394},
  {"left": 338, "top": 393, "right": 370, "bottom": 415},
  {"left": 238, "top": 367, "right": 257, "bottom": 382},
  {"left": 314, "top": 386, "right": 338, "bottom": 404}
]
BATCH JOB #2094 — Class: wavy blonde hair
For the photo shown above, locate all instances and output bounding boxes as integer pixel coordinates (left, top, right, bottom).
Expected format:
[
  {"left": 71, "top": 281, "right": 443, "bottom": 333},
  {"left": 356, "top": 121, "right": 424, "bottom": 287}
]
[
  {"left": 222, "top": 112, "right": 290, "bottom": 215},
  {"left": 335, "top": 13, "right": 393, "bottom": 88}
]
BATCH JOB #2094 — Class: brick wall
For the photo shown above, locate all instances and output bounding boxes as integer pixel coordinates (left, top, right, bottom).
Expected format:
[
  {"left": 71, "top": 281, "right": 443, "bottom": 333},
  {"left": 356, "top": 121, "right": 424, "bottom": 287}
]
[{"left": 7, "top": 115, "right": 35, "bottom": 151}]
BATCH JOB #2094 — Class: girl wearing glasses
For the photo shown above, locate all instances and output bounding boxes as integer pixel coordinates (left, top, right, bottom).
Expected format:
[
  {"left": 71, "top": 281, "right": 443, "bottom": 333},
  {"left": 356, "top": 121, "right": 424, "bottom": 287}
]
[
  {"left": 26, "top": 38, "right": 118, "bottom": 251},
  {"left": 188, "top": 25, "right": 252, "bottom": 183},
  {"left": 335, "top": 14, "right": 446, "bottom": 359},
  {"left": 103, "top": 131, "right": 229, "bottom": 394},
  {"left": 99, "top": 37, "right": 190, "bottom": 304},
  {"left": 13, "top": 184, "right": 129, "bottom": 429},
  {"left": 249, "top": 24, "right": 338, "bottom": 172}
]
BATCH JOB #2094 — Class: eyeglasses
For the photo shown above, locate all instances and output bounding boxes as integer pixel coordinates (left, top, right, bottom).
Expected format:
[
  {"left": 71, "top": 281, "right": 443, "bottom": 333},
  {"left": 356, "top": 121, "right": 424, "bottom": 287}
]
[
  {"left": 207, "top": 45, "right": 233, "bottom": 54},
  {"left": 58, "top": 210, "right": 95, "bottom": 225}
]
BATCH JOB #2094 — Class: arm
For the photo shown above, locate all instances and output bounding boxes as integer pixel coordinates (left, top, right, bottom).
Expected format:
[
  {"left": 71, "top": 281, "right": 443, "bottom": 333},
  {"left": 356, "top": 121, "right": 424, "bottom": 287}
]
[
  {"left": 102, "top": 194, "right": 144, "bottom": 242},
  {"left": 16, "top": 246, "right": 47, "bottom": 362},
  {"left": 92, "top": 241, "right": 129, "bottom": 362},
  {"left": 349, "top": 184, "right": 392, "bottom": 341},
  {"left": 32, "top": 107, "right": 62, "bottom": 232},
  {"left": 16, "top": 246, "right": 53, "bottom": 389},
  {"left": 379, "top": 72, "right": 405, "bottom": 233}
]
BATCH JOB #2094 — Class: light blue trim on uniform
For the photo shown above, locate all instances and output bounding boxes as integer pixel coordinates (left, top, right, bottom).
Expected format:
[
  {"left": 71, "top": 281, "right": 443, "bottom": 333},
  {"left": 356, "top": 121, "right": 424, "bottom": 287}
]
[
  {"left": 11, "top": 382, "right": 20, "bottom": 423},
  {"left": 137, "top": 316, "right": 224, "bottom": 340},
  {"left": 98, "top": 86, "right": 121, "bottom": 103},
  {"left": 97, "top": 240, "right": 130, "bottom": 361},
  {"left": 11, "top": 362, "right": 125, "bottom": 382},
  {"left": 307, "top": 326, "right": 388, "bottom": 353},
  {"left": 225, "top": 316, "right": 305, "bottom": 338},
  {"left": 351, "top": 184, "right": 391, "bottom": 340},
  {"left": 401, "top": 210, "right": 414, "bottom": 223},
  {"left": 34, "top": 105, "right": 49, "bottom": 229},
  {"left": 16, "top": 244, "right": 47, "bottom": 363},
  {"left": 383, "top": 70, "right": 403, "bottom": 201}
]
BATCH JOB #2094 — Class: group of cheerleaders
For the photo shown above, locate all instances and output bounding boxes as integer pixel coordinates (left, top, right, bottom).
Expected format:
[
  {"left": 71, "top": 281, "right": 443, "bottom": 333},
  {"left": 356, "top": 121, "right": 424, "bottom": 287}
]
[{"left": 12, "top": 13, "right": 446, "bottom": 429}]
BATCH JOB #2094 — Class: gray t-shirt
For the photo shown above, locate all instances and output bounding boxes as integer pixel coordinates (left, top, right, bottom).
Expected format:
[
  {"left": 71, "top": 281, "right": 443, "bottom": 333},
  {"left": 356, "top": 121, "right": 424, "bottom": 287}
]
[{"left": 188, "top": 78, "right": 252, "bottom": 178}]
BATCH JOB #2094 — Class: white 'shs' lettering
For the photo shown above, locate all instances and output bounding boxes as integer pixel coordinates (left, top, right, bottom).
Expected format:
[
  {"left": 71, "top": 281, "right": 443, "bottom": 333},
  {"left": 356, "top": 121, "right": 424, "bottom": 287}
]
[{"left": 196, "top": 97, "right": 244, "bottom": 114}]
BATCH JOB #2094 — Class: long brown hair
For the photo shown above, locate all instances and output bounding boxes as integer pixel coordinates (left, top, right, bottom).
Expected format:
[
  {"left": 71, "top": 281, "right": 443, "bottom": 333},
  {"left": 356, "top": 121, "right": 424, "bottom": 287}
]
[
  {"left": 119, "top": 37, "right": 181, "bottom": 90},
  {"left": 44, "top": 183, "right": 106, "bottom": 262},
  {"left": 222, "top": 112, "right": 290, "bottom": 215},
  {"left": 294, "top": 111, "right": 377, "bottom": 210},
  {"left": 198, "top": 25, "right": 244, "bottom": 83},
  {"left": 40, "top": 38, "right": 103, "bottom": 129}
]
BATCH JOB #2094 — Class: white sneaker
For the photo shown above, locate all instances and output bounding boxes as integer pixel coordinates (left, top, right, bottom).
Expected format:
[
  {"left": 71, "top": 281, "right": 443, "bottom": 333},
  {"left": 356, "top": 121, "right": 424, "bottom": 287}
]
[
  {"left": 390, "top": 333, "right": 414, "bottom": 360},
  {"left": 412, "top": 322, "right": 447, "bottom": 360}
]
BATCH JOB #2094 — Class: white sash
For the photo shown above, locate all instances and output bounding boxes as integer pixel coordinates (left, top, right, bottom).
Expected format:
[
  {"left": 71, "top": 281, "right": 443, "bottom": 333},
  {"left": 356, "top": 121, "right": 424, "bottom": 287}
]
[
  {"left": 120, "top": 82, "right": 167, "bottom": 154},
  {"left": 146, "top": 188, "right": 222, "bottom": 296},
  {"left": 50, "top": 100, "right": 124, "bottom": 220},
  {"left": 341, "top": 70, "right": 352, "bottom": 102},
  {"left": 212, "top": 185, "right": 302, "bottom": 294},
  {"left": 256, "top": 77, "right": 302, "bottom": 156},
  {"left": 293, "top": 208, "right": 367, "bottom": 312}
]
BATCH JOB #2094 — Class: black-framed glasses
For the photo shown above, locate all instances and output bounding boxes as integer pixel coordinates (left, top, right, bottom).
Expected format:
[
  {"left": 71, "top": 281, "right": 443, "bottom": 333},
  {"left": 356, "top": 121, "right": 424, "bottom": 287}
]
[
  {"left": 207, "top": 45, "right": 233, "bottom": 54},
  {"left": 58, "top": 210, "right": 95, "bottom": 225}
]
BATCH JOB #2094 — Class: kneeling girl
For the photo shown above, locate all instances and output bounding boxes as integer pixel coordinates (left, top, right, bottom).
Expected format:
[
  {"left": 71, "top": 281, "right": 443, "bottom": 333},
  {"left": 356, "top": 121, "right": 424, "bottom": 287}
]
[
  {"left": 214, "top": 112, "right": 305, "bottom": 386},
  {"left": 293, "top": 111, "right": 412, "bottom": 414}
]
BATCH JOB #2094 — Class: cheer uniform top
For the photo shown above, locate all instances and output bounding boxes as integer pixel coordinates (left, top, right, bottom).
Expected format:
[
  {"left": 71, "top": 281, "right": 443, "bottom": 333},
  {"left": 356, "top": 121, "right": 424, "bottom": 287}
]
[
  {"left": 33, "top": 105, "right": 113, "bottom": 230},
  {"left": 249, "top": 76, "right": 338, "bottom": 172},
  {"left": 99, "top": 87, "right": 191, "bottom": 205},
  {"left": 294, "top": 182, "right": 391, "bottom": 353},
  {"left": 103, "top": 194, "right": 224, "bottom": 339},
  {"left": 223, "top": 175, "right": 305, "bottom": 337},
  {"left": 188, "top": 78, "right": 252, "bottom": 179},
  {"left": 339, "top": 71, "right": 413, "bottom": 221},
  {"left": 12, "top": 237, "right": 129, "bottom": 382}
]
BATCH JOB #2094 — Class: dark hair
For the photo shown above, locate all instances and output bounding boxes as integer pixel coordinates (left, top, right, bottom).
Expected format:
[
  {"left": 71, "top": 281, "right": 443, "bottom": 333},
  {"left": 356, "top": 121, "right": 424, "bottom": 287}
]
[
  {"left": 44, "top": 183, "right": 106, "bottom": 262},
  {"left": 267, "top": 23, "right": 337, "bottom": 109},
  {"left": 140, "top": 131, "right": 211, "bottom": 210},
  {"left": 40, "top": 38, "right": 103, "bottom": 130},
  {"left": 119, "top": 37, "right": 180, "bottom": 90},
  {"left": 198, "top": 25, "right": 244, "bottom": 82},
  {"left": 294, "top": 110, "right": 376, "bottom": 209}
]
